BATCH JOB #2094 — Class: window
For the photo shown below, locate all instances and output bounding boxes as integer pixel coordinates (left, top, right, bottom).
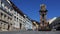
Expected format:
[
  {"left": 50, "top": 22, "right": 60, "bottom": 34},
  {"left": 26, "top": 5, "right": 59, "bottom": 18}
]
[
  {"left": 1, "top": 13, "right": 3, "bottom": 16},
  {"left": 8, "top": 17, "right": 9, "bottom": 19},
  {"left": 2, "top": 3, "right": 4, "bottom": 8},
  {"left": 19, "top": 19, "right": 22, "bottom": 22},
  {"left": 10, "top": 18, "right": 12, "bottom": 21},
  {"left": 4, "top": 14, "right": 6, "bottom": 19},
  {"left": 8, "top": 8, "right": 12, "bottom": 14},
  {"left": 9, "top": 8, "right": 10, "bottom": 12},
  {"left": 17, "top": 18, "right": 18, "bottom": 22},
  {"left": 5, "top": 6, "right": 8, "bottom": 12},
  {"left": 16, "top": 12, "right": 18, "bottom": 16},
  {"left": 14, "top": 16, "right": 16, "bottom": 21},
  {"left": 14, "top": 11, "right": 16, "bottom": 14},
  {"left": 14, "top": 16, "right": 16, "bottom": 18}
]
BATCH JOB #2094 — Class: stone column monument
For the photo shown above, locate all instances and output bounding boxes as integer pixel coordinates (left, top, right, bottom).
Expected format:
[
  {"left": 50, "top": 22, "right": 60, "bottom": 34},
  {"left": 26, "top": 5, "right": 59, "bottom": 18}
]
[{"left": 38, "top": 4, "right": 50, "bottom": 31}]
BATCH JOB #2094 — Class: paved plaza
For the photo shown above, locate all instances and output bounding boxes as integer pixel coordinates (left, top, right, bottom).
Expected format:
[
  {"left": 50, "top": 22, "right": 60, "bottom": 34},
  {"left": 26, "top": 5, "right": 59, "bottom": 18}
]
[{"left": 0, "top": 31, "right": 60, "bottom": 34}]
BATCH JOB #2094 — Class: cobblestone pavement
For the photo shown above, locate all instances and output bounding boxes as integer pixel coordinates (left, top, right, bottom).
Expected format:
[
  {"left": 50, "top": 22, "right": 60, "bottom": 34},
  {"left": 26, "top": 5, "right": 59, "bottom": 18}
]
[{"left": 0, "top": 31, "right": 60, "bottom": 34}]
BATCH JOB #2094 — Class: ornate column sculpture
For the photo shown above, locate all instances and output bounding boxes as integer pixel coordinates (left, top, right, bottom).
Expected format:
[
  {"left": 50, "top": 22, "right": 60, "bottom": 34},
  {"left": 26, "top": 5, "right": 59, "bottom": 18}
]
[{"left": 39, "top": 4, "right": 49, "bottom": 31}]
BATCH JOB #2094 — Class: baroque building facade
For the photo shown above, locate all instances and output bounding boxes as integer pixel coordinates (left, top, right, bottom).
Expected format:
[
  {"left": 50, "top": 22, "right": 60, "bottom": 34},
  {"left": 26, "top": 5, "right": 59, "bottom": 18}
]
[
  {"left": 0, "top": 0, "right": 33, "bottom": 31},
  {"left": 24, "top": 15, "right": 32, "bottom": 30},
  {"left": 10, "top": 1, "right": 33, "bottom": 30},
  {"left": 0, "top": 0, "right": 14, "bottom": 31}
]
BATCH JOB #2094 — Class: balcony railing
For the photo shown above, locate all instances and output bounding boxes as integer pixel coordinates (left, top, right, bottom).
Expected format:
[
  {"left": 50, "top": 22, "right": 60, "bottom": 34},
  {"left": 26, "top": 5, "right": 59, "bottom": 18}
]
[{"left": 0, "top": 7, "right": 13, "bottom": 16}]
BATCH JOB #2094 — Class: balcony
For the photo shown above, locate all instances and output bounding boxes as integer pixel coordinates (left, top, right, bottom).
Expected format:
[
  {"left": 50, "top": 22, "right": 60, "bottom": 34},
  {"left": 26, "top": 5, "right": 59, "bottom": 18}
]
[{"left": 0, "top": 7, "right": 12, "bottom": 16}]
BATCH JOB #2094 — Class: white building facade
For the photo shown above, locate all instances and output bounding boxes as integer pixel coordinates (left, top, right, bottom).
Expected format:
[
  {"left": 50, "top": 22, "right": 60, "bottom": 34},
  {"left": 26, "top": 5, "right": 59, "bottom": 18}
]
[
  {"left": 0, "top": 0, "right": 14, "bottom": 31},
  {"left": 10, "top": 1, "right": 33, "bottom": 30},
  {"left": 0, "top": 0, "right": 33, "bottom": 31},
  {"left": 24, "top": 15, "right": 33, "bottom": 30}
]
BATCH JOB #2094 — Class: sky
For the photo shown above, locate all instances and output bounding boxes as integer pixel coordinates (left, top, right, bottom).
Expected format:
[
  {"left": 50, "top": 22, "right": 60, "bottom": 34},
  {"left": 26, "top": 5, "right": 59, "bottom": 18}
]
[{"left": 11, "top": 0, "right": 60, "bottom": 22}]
